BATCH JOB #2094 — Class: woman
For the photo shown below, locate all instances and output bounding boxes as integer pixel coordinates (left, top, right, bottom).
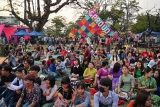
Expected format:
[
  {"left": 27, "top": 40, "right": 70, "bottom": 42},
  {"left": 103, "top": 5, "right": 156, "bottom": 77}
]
[
  {"left": 54, "top": 76, "right": 75, "bottom": 107},
  {"left": 153, "top": 69, "right": 160, "bottom": 96},
  {"left": 134, "top": 60, "right": 144, "bottom": 78},
  {"left": 118, "top": 65, "right": 134, "bottom": 98},
  {"left": 71, "top": 58, "right": 84, "bottom": 78},
  {"left": 110, "top": 51, "right": 120, "bottom": 68},
  {"left": 109, "top": 62, "right": 122, "bottom": 91},
  {"left": 93, "top": 55, "right": 102, "bottom": 70},
  {"left": 138, "top": 68, "right": 160, "bottom": 106},
  {"left": 83, "top": 62, "right": 97, "bottom": 87},
  {"left": 16, "top": 74, "right": 41, "bottom": 107},
  {"left": 127, "top": 52, "right": 135, "bottom": 64},
  {"left": 74, "top": 82, "right": 91, "bottom": 107},
  {"left": 42, "top": 76, "right": 57, "bottom": 107},
  {"left": 94, "top": 78, "right": 119, "bottom": 107},
  {"left": 43, "top": 48, "right": 51, "bottom": 61},
  {"left": 94, "top": 61, "right": 110, "bottom": 88},
  {"left": 128, "top": 90, "right": 152, "bottom": 107},
  {"left": 70, "top": 58, "right": 84, "bottom": 88}
]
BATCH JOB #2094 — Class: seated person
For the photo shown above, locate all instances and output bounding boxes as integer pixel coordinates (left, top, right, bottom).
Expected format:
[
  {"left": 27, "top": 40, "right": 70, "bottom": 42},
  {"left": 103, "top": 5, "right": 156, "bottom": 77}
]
[
  {"left": 128, "top": 90, "right": 151, "bottom": 107},
  {"left": 153, "top": 69, "right": 160, "bottom": 96},
  {"left": 42, "top": 75, "right": 57, "bottom": 107},
  {"left": 16, "top": 74, "right": 41, "bottom": 107},
  {"left": 83, "top": 62, "right": 97, "bottom": 87},
  {"left": 0, "top": 68, "right": 27, "bottom": 104},
  {"left": 94, "top": 78, "right": 119, "bottom": 107},
  {"left": 54, "top": 76, "right": 75, "bottom": 106},
  {"left": 3, "top": 51, "right": 16, "bottom": 67},
  {"left": 74, "top": 82, "right": 91, "bottom": 107},
  {"left": 41, "top": 60, "right": 48, "bottom": 74},
  {"left": 47, "top": 59, "right": 57, "bottom": 77},
  {"left": 29, "top": 65, "right": 41, "bottom": 86},
  {"left": 56, "top": 56, "right": 67, "bottom": 77},
  {"left": 0, "top": 65, "right": 16, "bottom": 94}
]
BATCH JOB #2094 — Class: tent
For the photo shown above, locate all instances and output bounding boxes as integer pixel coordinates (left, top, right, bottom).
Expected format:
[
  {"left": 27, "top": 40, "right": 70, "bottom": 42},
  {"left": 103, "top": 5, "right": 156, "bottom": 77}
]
[
  {"left": 12, "top": 30, "right": 30, "bottom": 36},
  {"left": 29, "top": 30, "right": 45, "bottom": 36},
  {"left": 3, "top": 27, "right": 16, "bottom": 42}
]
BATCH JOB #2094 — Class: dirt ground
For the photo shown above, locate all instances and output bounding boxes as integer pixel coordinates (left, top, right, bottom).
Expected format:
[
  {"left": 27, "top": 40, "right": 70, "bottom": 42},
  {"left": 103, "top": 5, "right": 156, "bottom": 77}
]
[{"left": 0, "top": 57, "right": 5, "bottom": 64}]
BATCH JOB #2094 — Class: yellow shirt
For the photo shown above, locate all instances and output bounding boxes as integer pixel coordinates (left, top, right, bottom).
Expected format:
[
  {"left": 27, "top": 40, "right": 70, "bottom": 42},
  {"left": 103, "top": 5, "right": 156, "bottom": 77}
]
[{"left": 83, "top": 68, "right": 97, "bottom": 78}]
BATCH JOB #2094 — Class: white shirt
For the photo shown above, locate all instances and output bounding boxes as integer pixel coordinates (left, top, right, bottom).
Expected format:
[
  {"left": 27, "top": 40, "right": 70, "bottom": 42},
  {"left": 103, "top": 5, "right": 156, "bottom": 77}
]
[
  {"left": 9, "top": 77, "right": 24, "bottom": 90},
  {"left": 148, "top": 59, "right": 160, "bottom": 68}
]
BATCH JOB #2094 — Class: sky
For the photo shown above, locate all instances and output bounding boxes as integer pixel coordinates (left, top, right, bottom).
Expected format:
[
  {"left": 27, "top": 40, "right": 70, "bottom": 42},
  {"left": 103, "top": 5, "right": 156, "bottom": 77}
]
[{"left": 0, "top": 0, "right": 160, "bottom": 23}]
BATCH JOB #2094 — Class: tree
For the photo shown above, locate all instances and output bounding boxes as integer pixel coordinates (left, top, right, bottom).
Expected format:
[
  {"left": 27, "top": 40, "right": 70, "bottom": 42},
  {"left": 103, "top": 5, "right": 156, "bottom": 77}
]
[
  {"left": 64, "top": 21, "right": 76, "bottom": 35},
  {"left": 0, "top": 0, "right": 78, "bottom": 32},
  {"left": 112, "top": 0, "right": 141, "bottom": 31},
  {"left": 51, "top": 16, "right": 66, "bottom": 36},
  {"left": 131, "top": 13, "right": 160, "bottom": 33}
]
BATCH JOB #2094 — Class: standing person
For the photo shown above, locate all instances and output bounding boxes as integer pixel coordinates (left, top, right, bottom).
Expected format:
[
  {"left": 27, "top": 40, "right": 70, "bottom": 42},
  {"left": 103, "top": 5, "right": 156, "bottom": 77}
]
[
  {"left": 84, "top": 43, "right": 91, "bottom": 62},
  {"left": 16, "top": 74, "right": 41, "bottom": 107},
  {"left": 94, "top": 78, "right": 119, "bottom": 107},
  {"left": 106, "top": 36, "right": 111, "bottom": 53}
]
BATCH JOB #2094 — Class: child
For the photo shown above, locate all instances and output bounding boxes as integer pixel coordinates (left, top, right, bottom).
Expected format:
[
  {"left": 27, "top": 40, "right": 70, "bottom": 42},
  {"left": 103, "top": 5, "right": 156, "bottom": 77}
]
[{"left": 74, "top": 82, "right": 91, "bottom": 107}]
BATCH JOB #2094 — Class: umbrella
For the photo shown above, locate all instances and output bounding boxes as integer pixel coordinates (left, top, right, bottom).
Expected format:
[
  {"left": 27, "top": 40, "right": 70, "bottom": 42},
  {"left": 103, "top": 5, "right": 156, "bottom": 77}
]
[
  {"left": 12, "top": 30, "right": 30, "bottom": 36},
  {"left": 29, "top": 30, "right": 45, "bottom": 36}
]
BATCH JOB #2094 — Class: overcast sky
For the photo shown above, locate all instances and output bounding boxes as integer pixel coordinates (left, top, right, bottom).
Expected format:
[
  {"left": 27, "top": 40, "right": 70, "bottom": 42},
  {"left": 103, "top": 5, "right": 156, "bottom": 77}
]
[{"left": 0, "top": 0, "right": 160, "bottom": 23}]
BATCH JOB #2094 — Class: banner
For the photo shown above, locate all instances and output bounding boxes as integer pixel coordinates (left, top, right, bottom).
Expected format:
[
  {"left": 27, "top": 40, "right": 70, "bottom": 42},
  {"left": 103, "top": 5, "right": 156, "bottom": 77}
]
[
  {"left": 88, "top": 9, "right": 114, "bottom": 36},
  {"left": 68, "top": 9, "right": 114, "bottom": 38}
]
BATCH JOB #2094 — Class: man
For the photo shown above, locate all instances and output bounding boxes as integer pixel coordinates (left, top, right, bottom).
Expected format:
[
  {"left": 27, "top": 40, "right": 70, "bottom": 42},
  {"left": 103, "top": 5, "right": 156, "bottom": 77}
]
[
  {"left": 84, "top": 43, "right": 91, "bottom": 62},
  {"left": 27, "top": 52, "right": 34, "bottom": 66},
  {"left": 3, "top": 51, "right": 16, "bottom": 67},
  {"left": 48, "top": 44, "right": 54, "bottom": 52},
  {"left": 29, "top": 65, "right": 41, "bottom": 86},
  {"left": 24, "top": 60, "right": 31, "bottom": 73},
  {"left": 94, "top": 78, "right": 119, "bottom": 107},
  {"left": 148, "top": 56, "right": 160, "bottom": 70},
  {"left": 0, "top": 65, "right": 16, "bottom": 93}
]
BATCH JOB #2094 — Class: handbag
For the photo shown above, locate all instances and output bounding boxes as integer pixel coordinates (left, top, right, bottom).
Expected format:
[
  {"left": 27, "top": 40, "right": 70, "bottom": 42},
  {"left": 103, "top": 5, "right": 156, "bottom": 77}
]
[
  {"left": 52, "top": 97, "right": 66, "bottom": 107},
  {"left": 118, "top": 92, "right": 130, "bottom": 101}
]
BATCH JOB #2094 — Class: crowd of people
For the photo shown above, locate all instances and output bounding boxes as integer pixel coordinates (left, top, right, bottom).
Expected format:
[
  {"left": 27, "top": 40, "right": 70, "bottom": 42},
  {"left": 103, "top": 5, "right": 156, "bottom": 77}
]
[{"left": 0, "top": 36, "right": 160, "bottom": 107}]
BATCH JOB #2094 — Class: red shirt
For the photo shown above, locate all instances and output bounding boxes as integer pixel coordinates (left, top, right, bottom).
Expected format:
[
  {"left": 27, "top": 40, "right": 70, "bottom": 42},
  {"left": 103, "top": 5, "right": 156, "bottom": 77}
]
[
  {"left": 84, "top": 48, "right": 91, "bottom": 58},
  {"left": 61, "top": 50, "right": 67, "bottom": 57},
  {"left": 141, "top": 52, "right": 149, "bottom": 58},
  {"left": 46, "top": 60, "right": 51, "bottom": 67}
]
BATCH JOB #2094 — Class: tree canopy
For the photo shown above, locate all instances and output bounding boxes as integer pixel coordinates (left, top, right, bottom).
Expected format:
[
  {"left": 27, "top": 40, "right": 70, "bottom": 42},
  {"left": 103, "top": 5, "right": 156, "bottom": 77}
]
[{"left": 0, "top": 0, "right": 79, "bottom": 32}]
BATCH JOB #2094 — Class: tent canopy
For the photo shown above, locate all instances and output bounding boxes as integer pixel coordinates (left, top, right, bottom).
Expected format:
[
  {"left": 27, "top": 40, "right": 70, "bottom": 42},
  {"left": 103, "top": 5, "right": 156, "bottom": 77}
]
[
  {"left": 29, "top": 30, "right": 45, "bottom": 36},
  {"left": 12, "top": 30, "right": 30, "bottom": 36}
]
